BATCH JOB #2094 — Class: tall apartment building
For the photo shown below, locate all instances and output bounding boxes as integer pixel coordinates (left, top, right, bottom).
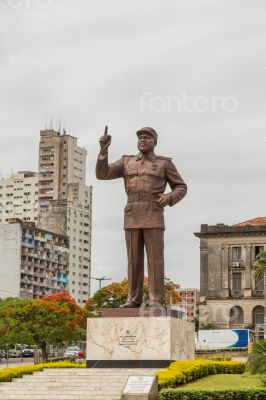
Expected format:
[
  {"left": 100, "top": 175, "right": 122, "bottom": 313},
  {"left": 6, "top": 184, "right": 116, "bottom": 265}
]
[
  {"left": 195, "top": 218, "right": 265, "bottom": 338},
  {"left": 175, "top": 287, "right": 200, "bottom": 322},
  {"left": 0, "top": 171, "right": 38, "bottom": 224},
  {"left": 0, "top": 219, "right": 68, "bottom": 300},
  {"left": 37, "top": 129, "right": 92, "bottom": 305}
]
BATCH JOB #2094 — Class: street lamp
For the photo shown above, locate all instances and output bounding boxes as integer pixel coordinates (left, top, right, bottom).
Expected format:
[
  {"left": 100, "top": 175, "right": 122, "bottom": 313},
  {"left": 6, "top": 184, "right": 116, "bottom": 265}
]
[{"left": 90, "top": 276, "right": 112, "bottom": 290}]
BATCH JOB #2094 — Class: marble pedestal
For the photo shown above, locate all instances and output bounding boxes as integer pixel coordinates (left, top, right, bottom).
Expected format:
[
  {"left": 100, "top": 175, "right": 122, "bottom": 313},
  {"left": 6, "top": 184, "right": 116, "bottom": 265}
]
[{"left": 86, "top": 309, "right": 195, "bottom": 368}]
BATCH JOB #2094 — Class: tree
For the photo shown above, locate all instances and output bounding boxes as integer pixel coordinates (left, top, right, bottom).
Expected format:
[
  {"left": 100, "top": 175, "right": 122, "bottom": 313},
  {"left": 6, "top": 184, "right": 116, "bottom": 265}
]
[
  {"left": 86, "top": 277, "right": 180, "bottom": 312},
  {"left": 0, "top": 292, "right": 89, "bottom": 361},
  {"left": 200, "top": 322, "right": 218, "bottom": 330},
  {"left": 247, "top": 339, "right": 266, "bottom": 374},
  {"left": 254, "top": 251, "right": 266, "bottom": 339}
]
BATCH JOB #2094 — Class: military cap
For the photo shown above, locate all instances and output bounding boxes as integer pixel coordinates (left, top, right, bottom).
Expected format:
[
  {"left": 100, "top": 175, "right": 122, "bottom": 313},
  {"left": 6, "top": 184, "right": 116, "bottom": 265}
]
[{"left": 136, "top": 127, "right": 158, "bottom": 140}]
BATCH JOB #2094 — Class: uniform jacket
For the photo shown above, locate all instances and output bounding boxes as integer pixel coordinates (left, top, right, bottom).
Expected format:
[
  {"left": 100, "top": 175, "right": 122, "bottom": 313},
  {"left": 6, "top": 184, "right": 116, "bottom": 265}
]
[{"left": 96, "top": 152, "right": 187, "bottom": 229}]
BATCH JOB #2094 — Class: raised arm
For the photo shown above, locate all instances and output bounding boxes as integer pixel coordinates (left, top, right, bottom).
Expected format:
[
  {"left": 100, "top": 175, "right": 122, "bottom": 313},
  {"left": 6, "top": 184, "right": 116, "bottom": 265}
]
[
  {"left": 95, "top": 128, "right": 124, "bottom": 180},
  {"left": 96, "top": 153, "right": 124, "bottom": 180}
]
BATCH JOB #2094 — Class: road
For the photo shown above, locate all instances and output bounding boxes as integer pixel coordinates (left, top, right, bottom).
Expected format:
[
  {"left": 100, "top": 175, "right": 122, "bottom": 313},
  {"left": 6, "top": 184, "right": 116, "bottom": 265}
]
[{"left": 0, "top": 357, "right": 34, "bottom": 369}]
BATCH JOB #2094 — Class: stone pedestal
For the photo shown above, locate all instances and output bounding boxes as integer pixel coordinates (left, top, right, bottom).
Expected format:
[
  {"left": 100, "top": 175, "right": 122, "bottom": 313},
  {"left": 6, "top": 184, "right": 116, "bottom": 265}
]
[{"left": 86, "top": 308, "right": 195, "bottom": 368}]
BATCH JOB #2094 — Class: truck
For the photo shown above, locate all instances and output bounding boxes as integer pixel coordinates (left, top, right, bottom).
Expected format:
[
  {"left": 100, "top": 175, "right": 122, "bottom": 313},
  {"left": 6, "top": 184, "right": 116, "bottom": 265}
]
[{"left": 196, "top": 329, "right": 249, "bottom": 350}]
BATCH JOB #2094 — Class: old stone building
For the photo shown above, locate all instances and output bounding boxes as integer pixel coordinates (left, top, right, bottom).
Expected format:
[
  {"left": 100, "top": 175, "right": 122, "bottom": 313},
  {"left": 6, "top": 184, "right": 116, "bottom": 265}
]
[{"left": 195, "top": 217, "right": 266, "bottom": 338}]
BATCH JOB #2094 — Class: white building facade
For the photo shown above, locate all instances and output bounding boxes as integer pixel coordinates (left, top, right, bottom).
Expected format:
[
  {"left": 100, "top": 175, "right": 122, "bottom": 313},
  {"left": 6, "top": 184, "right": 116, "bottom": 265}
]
[
  {"left": 38, "top": 129, "right": 92, "bottom": 305},
  {"left": 0, "top": 220, "right": 69, "bottom": 300},
  {"left": 0, "top": 172, "right": 38, "bottom": 224}
]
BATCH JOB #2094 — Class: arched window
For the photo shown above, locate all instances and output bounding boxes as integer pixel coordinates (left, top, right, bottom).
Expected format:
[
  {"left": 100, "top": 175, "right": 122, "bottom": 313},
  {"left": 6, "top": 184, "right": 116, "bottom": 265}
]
[
  {"left": 229, "top": 306, "right": 243, "bottom": 325},
  {"left": 253, "top": 306, "right": 264, "bottom": 325}
]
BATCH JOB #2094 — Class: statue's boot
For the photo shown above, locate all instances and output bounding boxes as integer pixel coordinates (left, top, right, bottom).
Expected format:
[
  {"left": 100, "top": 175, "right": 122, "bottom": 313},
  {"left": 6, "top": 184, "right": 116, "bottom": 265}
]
[
  {"left": 119, "top": 301, "right": 140, "bottom": 308},
  {"left": 149, "top": 301, "right": 164, "bottom": 307}
]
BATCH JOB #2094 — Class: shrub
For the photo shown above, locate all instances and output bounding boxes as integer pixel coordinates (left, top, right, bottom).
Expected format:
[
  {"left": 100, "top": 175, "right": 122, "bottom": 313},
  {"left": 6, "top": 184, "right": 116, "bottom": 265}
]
[
  {"left": 0, "top": 361, "right": 85, "bottom": 382},
  {"left": 157, "top": 360, "right": 245, "bottom": 390},
  {"left": 260, "top": 375, "right": 266, "bottom": 387},
  {"left": 159, "top": 388, "right": 266, "bottom": 400},
  {"left": 248, "top": 340, "right": 266, "bottom": 374}
]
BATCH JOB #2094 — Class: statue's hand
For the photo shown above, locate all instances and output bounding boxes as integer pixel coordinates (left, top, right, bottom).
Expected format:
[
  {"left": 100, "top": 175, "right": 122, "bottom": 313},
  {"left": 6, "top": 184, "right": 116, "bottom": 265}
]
[
  {"left": 99, "top": 134, "right": 111, "bottom": 154},
  {"left": 157, "top": 193, "right": 172, "bottom": 207}
]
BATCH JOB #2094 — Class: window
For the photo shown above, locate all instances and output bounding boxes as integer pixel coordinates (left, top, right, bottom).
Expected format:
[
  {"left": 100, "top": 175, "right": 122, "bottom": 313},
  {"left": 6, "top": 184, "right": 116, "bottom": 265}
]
[
  {"left": 255, "top": 246, "right": 264, "bottom": 258},
  {"left": 253, "top": 306, "right": 264, "bottom": 325},
  {"left": 254, "top": 275, "right": 264, "bottom": 295},
  {"left": 232, "top": 247, "right": 242, "bottom": 261},
  {"left": 232, "top": 273, "right": 242, "bottom": 292},
  {"left": 229, "top": 306, "right": 243, "bottom": 325}
]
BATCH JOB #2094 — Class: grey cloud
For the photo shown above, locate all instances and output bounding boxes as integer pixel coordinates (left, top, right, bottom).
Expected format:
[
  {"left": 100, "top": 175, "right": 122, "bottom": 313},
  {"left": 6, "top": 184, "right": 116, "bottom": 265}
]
[{"left": 0, "top": 0, "right": 266, "bottom": 294}]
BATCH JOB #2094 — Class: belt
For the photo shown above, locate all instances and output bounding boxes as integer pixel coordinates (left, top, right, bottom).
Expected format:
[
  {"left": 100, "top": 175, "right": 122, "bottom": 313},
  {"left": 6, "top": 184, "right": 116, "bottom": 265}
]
[{"left": 127, "top": 193, "right": 158, "bottom": 202}]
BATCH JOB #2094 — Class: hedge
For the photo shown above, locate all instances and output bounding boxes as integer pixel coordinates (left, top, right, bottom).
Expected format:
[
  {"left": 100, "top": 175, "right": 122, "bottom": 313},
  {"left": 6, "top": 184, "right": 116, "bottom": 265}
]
[
  {"left": 157, "top": 360, "right": 246, "bottom": 390},
  {"left": 0, "top": 361, "right": 85, "bottom": 382},
  {"left": 159, "top": 388, "right": 266, "bottom": 400}
]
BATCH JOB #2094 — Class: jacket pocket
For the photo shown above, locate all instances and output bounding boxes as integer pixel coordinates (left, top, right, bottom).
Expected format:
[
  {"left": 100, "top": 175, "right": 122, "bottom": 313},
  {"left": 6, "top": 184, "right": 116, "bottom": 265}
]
[
  {"left": 152, "top": 202, "right": 164, "bottom": 212},
  {"left": 124, "top": 169, "right": 138, "bottom": 188}
]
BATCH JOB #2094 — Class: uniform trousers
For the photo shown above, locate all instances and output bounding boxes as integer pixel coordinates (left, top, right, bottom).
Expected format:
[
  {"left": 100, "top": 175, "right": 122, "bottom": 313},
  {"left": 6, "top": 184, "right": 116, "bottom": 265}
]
[{"left": 125, "top": 228, "right": 164, "bottom": 304}]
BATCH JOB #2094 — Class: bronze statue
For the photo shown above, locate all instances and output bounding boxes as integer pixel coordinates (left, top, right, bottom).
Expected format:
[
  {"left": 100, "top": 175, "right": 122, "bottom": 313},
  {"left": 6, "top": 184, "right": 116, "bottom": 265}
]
[{"left": 96, "top": 127, "right": 187, "bottom": 307}]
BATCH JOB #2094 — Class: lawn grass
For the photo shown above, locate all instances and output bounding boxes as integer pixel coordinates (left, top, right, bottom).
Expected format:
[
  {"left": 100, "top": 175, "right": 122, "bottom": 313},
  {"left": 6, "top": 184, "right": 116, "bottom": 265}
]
[{"left": 175, "top": 374, "right": 263, "bottom": 390}]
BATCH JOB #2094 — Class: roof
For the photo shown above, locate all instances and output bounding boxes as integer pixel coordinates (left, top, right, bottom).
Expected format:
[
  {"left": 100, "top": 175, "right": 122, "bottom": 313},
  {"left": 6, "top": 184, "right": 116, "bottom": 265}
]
[
  {"left": 194, "top": 217, "right": 266, "bottom": 238},
  {"left": 234, "top": 217, "right": 266, "bottom": 227}
]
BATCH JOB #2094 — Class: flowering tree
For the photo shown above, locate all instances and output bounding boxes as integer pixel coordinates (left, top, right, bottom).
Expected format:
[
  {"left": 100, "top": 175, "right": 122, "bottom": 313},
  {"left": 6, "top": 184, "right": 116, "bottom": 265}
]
[
  {"left": 0, "top": 292, "right": 89, "bottom": 361},
  {"left": 86, "top": 277, "right": 180, "bottom": 312}
]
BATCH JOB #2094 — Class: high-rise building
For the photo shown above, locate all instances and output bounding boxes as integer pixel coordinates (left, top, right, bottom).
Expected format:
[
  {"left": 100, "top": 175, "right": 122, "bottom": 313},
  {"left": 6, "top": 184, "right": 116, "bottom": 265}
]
[
  {"left": 37, "top": 129, "right": 92, "bottom": 305},
  {"left": 195, "top": 218, "right": 266, "bottom": 338},
  {"left": 0, "top": 219, "right": 69, "bottom": 300},
  {"left": 175, "top": 287, "right": 200, "bottom": 322},
  {"left": 38, "top": 129, "right": 87, "bottom": 207},
  {"left": 0, "top": 171, "right": 38, "bottom": 224}
]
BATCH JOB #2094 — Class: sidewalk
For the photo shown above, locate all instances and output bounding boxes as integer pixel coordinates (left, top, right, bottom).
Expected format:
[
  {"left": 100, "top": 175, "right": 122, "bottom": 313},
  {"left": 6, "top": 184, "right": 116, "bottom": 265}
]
[{"left": 0, "top": 360, "right": 34, "bottom": 369}]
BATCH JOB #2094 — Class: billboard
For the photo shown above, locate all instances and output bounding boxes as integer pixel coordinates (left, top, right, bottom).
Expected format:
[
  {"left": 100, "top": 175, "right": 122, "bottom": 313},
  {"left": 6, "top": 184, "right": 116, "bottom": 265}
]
[{"left": 197, "top": 329, "right": 249, "bottom": 349}]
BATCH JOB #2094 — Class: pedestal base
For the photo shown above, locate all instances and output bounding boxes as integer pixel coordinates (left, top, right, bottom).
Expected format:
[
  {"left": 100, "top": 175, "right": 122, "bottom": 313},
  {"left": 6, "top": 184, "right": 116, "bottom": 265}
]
[{"left": 86, "top": 311, "right": 195, "bottom": 368}]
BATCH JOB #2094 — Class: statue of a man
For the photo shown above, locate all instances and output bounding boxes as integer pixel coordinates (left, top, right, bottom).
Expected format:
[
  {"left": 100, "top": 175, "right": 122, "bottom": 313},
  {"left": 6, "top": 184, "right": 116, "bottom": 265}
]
[{"left": 96, "top": 127, "right": 187, "bottom": 308}]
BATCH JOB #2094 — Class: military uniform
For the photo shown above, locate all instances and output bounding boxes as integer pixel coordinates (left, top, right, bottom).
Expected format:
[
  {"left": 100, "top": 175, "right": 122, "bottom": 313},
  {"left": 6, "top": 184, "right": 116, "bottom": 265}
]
[{"left": 96, "top": 150, "right": 187, "bottom": 305}]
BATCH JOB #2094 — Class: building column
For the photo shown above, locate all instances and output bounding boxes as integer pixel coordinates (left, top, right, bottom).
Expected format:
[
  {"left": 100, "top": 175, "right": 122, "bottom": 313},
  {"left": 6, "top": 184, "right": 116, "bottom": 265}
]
[
  {"left": 221, "top": 244, "right": 229, "bottom": 297},
  {"left": 243, "top": 244, "right": 252, "bottom": 296},
  {"left": 200, "top": 238, "right": 208, "bottom": 297}
]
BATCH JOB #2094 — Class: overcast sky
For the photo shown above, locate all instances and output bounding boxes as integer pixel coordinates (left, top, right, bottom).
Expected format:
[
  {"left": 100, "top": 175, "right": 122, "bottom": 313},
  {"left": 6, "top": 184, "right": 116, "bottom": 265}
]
[{"left": 1, "top": 1, "right": 266, "bottom": 294}]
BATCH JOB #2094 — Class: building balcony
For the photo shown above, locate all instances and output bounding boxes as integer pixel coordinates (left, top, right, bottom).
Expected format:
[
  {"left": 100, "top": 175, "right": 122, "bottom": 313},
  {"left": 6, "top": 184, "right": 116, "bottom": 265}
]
[
  {"left": 252, "top": 290, "right": 264, "bottom": 297},
  {"left": 39, "top": 190, "right": 53, "bottom": 196},
  {"left": 229, "top": 290, "right": 244, "bottom": 298},
  {"left": 230, "top": 261, "right": 244, "bottom": 268},
  {"left": 57, "top": 277, "right": 69, "bottom": 284}
]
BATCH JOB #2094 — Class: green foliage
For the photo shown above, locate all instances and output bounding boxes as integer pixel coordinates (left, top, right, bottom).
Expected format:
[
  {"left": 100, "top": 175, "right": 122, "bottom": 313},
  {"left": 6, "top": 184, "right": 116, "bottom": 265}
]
[
  {"left": 157, "top": 360, "right": 245, "bottom": 390},
  {"left": 86, "top": 277, "right": 180, "bottom": 312},
  {"left": 159, "top": 388, "right": 266, "bottom": 400},
  {"left": 254, "top": 251, "right": 266, "bottom": 280},
  {"left": 260, "top": 375, "right": 266, "bottom": 387},
  {"left": 248, "top": 340, "right": 266, "bottom": 374},
  {"left": 200, "top": 323, "right": 218, "bottom": 330}
]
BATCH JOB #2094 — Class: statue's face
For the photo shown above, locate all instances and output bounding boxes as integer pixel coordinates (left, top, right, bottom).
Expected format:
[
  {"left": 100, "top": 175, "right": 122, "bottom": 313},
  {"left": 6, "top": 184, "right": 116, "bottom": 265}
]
[{"left": 137, "top": 133, "right": 156, "bottom": 153}]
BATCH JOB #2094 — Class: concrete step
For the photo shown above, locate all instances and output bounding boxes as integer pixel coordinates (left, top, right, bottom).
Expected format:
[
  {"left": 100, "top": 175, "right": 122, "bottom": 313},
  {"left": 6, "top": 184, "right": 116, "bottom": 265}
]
[
  {"left": 0, "top": 396, "right": 121, "bottom": 400},
  {"left": 0, "top": 368, "right": 157, "bottom": 400}
]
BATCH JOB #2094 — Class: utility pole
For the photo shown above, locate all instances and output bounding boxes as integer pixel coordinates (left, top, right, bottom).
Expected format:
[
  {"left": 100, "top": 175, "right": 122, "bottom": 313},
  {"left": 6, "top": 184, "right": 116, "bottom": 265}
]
[{"left": 91, "top": 276, "right": 111, "bottom": 290}]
